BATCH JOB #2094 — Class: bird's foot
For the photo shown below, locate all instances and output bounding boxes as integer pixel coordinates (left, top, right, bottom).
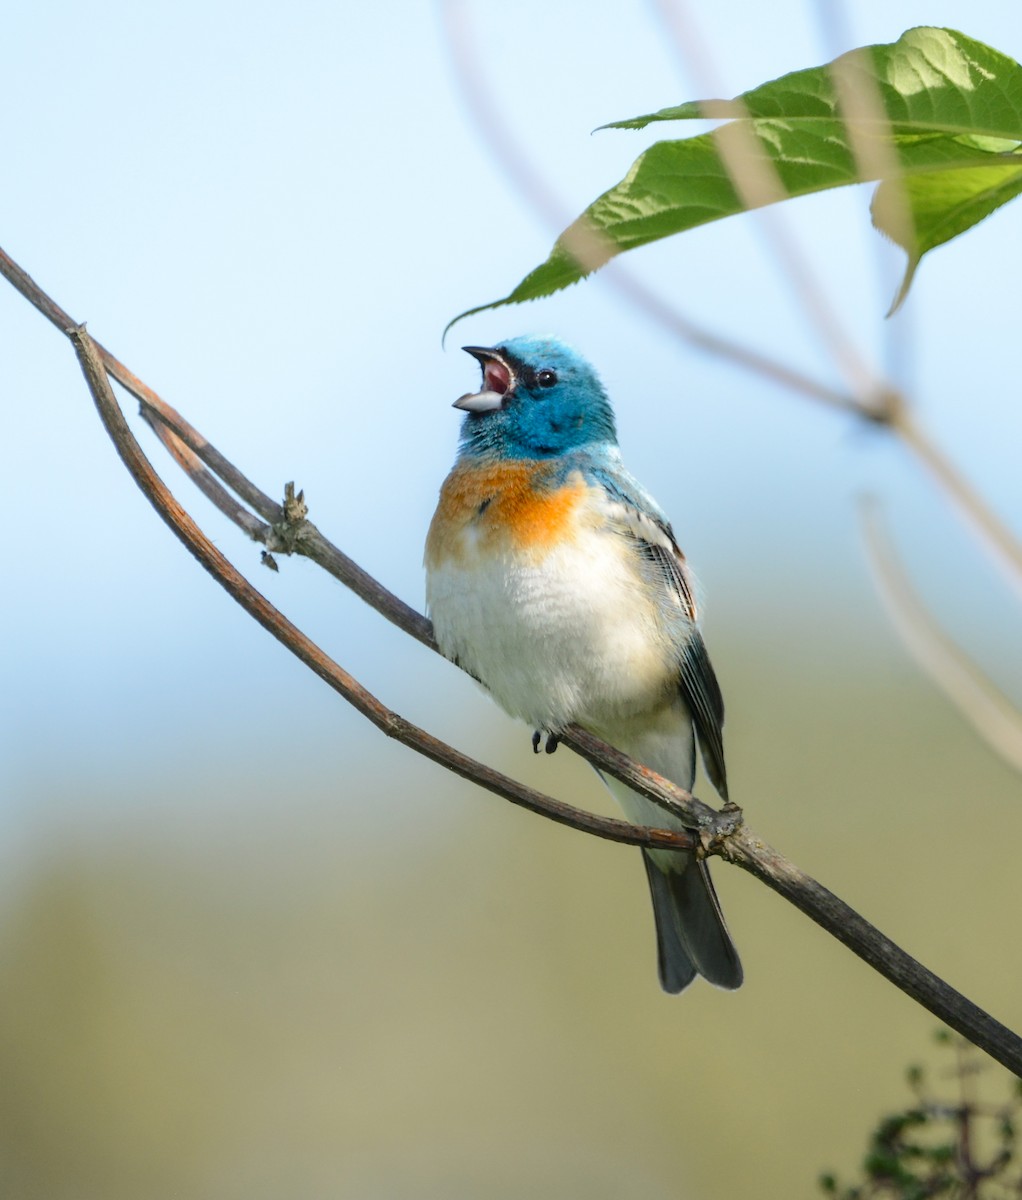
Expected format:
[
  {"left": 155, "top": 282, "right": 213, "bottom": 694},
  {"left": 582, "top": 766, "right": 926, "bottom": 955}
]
[{"left": 531, "top": 730, "right": 561, "bottom": 755}]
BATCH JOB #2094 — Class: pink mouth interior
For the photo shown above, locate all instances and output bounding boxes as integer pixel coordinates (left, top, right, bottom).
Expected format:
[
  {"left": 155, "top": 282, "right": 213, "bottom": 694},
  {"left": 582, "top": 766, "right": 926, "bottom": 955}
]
[{"left": 484, "top": 360, "right": 511, "bottom": 394}]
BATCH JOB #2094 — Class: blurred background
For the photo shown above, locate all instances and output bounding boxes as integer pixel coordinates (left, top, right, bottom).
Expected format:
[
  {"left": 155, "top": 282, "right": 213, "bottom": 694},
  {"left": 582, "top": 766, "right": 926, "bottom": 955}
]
[{"left": 2, "top": 2, "right": 1021, "bottom": 1196}]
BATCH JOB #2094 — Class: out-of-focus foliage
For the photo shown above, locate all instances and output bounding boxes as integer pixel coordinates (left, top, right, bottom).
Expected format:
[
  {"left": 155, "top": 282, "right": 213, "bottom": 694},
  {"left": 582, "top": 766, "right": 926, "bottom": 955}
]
[{"left": 820, "top": 1032, "right": 1022, "bottom": 1198}]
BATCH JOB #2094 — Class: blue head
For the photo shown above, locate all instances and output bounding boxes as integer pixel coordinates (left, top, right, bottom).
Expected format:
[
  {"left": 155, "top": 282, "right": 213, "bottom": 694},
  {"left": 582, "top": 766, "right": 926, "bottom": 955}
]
[{"left": 453, "top": 335, "right": 617, "bottom": 460}]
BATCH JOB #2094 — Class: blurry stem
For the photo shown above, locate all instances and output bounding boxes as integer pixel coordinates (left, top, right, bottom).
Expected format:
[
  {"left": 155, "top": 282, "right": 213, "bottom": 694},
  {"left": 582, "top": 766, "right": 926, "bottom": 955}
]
[
  {"left": 653, "top": 3, "right": 1022, "bottom": 597},
  {"left": 892, "top": 408, "right": 1022, "bottom": 596},
  {"left": 652, "top": 0, "right": 884, "bottom": 402},
  {"left": 2, "top": 242, "right": 1014, "bottom": 1073},
  {"left": 809, "top": 0, "right": 918, "bottom": 392},
  {"left": 595, "top": 269, "right": 863, "bottom": 415},
  {"left": 860, "top": 498, "right": 1022, "bottom": 776},
  {"left": 438, "top": 0, "right": 860, "bottom": 416}
]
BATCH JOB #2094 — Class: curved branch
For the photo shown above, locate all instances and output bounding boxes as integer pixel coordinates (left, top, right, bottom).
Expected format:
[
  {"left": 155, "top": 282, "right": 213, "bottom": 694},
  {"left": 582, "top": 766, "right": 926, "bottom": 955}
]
[
  {"left": 141, "top": 409, "right": 271, "bottom": 542},
  {"left": 3, "top": 244, "right": 1021, "bottom": 1076},
  {"left": 69, "top": 323, "right": 700, "bottom": 854}
]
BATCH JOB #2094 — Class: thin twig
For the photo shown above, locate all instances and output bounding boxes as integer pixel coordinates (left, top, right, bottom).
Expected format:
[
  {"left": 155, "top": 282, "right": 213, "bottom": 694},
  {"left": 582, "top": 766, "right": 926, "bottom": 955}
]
[
  {"left": 892, "top": 408, "right": 1022, "bottom": 598},
  {"left": 0, "top": 246, "right": 435, "bottom": 649},
  {"left": 0, "top": 246, "right": 282, "bottom": 522},
  {"left": 141, "top": 401, "right": 440, "bottom": 650},
  {"left": 809, "top": 0, "right": 918, "bottom": 391},
  {"left": 861, "top": 498, "right": 1022, "bottom": 775},
  {"left": 141, "top": 410, "right": 271, "bottom": 542},
  {"left": 68, "top": 323, "right": 704, "bottom": 852}
]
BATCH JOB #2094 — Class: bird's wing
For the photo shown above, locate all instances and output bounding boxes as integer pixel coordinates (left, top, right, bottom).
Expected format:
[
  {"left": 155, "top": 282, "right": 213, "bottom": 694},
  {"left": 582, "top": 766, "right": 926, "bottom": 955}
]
[
  {"left": 586, "top": 463, "right": 697, "bottom": 616},
  {"left": 677, "top": 629, "right": 728, "bottom": 800},
  {"left": 587, "top": 461, "right": 729, "bottom": 800}
]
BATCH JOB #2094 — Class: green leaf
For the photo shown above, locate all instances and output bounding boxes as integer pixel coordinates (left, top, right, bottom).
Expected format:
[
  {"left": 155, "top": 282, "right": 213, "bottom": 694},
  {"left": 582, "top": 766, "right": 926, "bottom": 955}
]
[
  {"left": 601, "top": 28, "right": 1022, "bottom": 137},
  {"left": 448, "top": 27, "right": 1022, "bottom": 331},
  {"left": 872, "top": 156, "right": 1022, "bottom": 312}
]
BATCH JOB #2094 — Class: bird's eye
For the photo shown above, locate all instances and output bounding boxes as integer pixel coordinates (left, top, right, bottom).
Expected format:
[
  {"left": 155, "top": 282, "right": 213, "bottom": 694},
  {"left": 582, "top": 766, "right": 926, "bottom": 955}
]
[{"left": 537, "top": 369, "right": 558, "bottom": 388}]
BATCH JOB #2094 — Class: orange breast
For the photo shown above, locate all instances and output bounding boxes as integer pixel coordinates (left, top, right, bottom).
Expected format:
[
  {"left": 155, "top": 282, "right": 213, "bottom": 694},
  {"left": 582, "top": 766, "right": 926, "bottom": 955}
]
[{"left": 426, "top": 459, "right": 590, "bottom": 566}]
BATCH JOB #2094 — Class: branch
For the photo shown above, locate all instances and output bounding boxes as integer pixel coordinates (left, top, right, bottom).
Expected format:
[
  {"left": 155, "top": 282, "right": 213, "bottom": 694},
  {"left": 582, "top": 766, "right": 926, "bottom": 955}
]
[
  {"left": 3, "top": 245, "right": 1021, "bottom": 1077},
  {"left": 69, "top": 321, "right": 709, "bottom": 852},
  {"left": 861, "top": 498, "right": 1022, "bottom": 776},
  {"left": 892, "top": 407, "right": 1022, "bottom": 599}
]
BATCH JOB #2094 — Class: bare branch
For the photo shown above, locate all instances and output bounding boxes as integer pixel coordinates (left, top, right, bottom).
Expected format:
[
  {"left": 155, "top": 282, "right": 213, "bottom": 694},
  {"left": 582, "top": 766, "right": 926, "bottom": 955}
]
[
  {"left": 892, "top": 408, "right": 1022, "bottom": 599},
  {"left": 0, "top": 246, "right": 282, "bottom": 524},
  {"left": 5, "top": 244, "right": 1022, "bottom": 1074},
  {"left": 723, "top": 830, "right": 1022, "bottom": 1081},
  {"left": 140, "top": 400, "right": 440, "bottom": 650},
  {"left": 140, "top": 409, "right": 271, "bottom": 542},
  {"left": 861, "top": 498, "right": 1022, "bottom": 776},
  {"left": 68, "top": 322, "right": 702, "bottom": 853}
]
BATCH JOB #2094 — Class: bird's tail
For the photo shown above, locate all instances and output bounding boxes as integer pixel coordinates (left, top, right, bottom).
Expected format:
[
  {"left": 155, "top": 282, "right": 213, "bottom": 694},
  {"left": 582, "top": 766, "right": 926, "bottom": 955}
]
[{"left": 641, "top": 850, "right": 743, "bottom": 993}]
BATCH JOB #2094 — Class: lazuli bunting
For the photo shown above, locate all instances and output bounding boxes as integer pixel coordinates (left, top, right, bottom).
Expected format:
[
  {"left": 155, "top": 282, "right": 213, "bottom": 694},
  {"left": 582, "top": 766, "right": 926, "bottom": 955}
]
[{"left": 425, "top": 336, "right": 742, "bottom": 992}]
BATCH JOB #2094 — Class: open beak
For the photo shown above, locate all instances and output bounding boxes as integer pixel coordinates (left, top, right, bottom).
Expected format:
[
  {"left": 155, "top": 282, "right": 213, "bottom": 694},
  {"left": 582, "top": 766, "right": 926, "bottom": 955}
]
[{"left": 453, "top": 346, "right": 515, "bottom": 412}]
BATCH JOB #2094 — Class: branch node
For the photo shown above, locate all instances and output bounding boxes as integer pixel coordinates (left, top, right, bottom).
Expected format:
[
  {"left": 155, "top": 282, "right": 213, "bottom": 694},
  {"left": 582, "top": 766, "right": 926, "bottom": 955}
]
[
  {"left": 283, "top": 481, "right": 307, "bottom": 522},
  {"left": 862, "top": 385, "right": 907, "bottom": 426},
  {"left": 698, "top": 802, "right": 745, "bottom": 860},
  {"left": 264, "top": 481, "right": 310, "bottom": 557}
]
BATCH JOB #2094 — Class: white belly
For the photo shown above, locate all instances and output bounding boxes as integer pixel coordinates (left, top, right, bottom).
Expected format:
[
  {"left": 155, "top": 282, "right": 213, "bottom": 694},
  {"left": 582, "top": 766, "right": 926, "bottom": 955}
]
[{"left": 426, "top": 529, "right": 678, "bottom": 732}]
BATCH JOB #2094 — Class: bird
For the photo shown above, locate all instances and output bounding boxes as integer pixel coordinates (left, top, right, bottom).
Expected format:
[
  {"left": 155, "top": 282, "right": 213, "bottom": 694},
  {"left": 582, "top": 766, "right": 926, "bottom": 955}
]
[{"left": 424, "top": 335, "right": 742, "bottom": 992}]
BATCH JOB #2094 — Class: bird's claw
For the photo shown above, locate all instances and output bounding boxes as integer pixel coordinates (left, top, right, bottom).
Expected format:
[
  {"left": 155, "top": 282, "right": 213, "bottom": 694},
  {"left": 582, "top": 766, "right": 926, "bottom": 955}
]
[{"left": 532, "top": 730, "right": 560, "bottom": 755}]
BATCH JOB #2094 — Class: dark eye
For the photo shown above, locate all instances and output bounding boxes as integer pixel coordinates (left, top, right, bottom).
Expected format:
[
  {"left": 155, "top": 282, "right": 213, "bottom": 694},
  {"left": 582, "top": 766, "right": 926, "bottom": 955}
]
[{"left": 537, "top": 369, "right": 558, "bottom": 388}]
